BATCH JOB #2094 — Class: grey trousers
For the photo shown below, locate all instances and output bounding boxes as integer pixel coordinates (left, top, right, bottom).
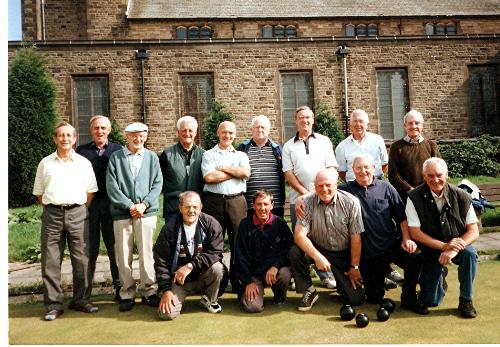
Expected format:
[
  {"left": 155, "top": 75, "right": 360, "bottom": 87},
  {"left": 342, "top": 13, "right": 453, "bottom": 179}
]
[
  {"left": 158, "top": 261, "right": 224, "bottom": 320},
  {"left": 41, "top": 204, "right": 90, "bottom": 310},
  {"left": 289, "top": 245, "right": 365, "bottom": 306},
  {"left": 240, "top": 266, "right": 292, "bottom": 313}
]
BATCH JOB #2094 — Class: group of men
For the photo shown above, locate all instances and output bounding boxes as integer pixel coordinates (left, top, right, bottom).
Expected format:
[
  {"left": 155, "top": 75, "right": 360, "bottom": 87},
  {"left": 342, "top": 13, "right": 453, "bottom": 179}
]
[{"left": 33, "top": 106, "right": 479, "bottom": 322}]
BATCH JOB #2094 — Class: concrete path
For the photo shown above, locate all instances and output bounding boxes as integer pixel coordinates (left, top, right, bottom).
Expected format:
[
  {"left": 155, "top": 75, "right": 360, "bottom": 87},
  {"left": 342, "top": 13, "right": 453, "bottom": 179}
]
[{"left": 8, "top": 233, "right": 500, "bottom": 298}]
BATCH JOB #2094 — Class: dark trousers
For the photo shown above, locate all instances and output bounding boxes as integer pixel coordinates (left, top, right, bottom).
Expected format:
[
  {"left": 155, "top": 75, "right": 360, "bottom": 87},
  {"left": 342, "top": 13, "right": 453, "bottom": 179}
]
[
  {"left": 85, "top": 195, "right": 120, "bottom": 299},
  {"left": 360, "top": 240, "right": 423, "bottom": 304},
  {"left": 41, "top": 204, "right": 90, "bottom": 310},
  {"left": 289, "top": 245, "right": 365, "bottom": 306},
  {"left": 247, "top": 207, "right": 285, "bottom": 219},
  {"left": 202, "top": 194, "right": 247, "bottom": 290}
]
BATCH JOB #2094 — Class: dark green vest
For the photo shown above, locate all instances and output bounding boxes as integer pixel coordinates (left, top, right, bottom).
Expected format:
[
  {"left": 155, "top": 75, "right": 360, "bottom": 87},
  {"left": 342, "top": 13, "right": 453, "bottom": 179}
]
[{"left": 408, "top": 183, "right": 471, "bottom": 259}]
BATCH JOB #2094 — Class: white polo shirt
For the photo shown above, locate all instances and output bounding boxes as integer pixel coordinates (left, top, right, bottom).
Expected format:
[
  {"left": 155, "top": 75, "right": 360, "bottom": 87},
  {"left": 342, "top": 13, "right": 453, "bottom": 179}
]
[
  {"left": 282, "top": 132, "right": 338, "bottom": 204},
  {"left": 33, "top": 151, "right": 98, "bottom": 205},
  {"left": 335, "top": 132, "right": 388, "bottom": 181}
]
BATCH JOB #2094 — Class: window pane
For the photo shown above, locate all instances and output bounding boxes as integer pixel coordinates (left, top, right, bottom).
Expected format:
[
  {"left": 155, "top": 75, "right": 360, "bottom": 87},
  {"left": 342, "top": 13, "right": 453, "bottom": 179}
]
[
  {"left": 425, "top": 23, "right": 434, "bottom": 35},
  {"left": 281, "top": 72, "right": 313, "bottom": 141},
  {"left": 446, "top": 23, "right": 456, "bottom": 35},
  {"left": 200, "top": 26, "right": 212, "bottom": 39},
  {"left": 188, "top": 27, "right": 199, "bottom": 39},
  {"left": 74, "top": 76, "right": 109, "bottom": 145},
  {"left": 345, "top": 24, "right": 355, "bottom": 37},
  {"left": 367, "top": 24, "right": 378, "bottom": 36},
  {"left": 468, "top": 66, "right": 499, "bottom": 136},
  {"left": 376, "top": 69, "right": 409, "bottom": 140},
  {"left": 274, "top": 25, "right": 285, "bottom": 38},
  {"left": 176, "top": 27, "right": 187, "bottom": 39},
  {"left": 435, "top": 23, "right": 445, "bottom": 35},
  {"left": 286, "top": 25, "right": 297, "bottom": 38},
  {"left": 356, "top": 24, "right": 367, "bottom": 36},
  {"left": 262, "top": 25, "right": 273, "bottom": 38}
]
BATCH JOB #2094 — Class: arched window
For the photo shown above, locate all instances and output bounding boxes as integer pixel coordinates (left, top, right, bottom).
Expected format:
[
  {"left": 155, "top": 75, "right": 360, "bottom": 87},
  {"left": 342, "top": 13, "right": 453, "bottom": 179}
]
[
  {"left": 435, "top": 23, "right": 445, "bottom": 35},
  {"left": 200, "top": 26, "right": 212, "bottom": 39},
  {"left": 345, "top": 24, "right": 355, "bottom": 37},
  {"left": 446, "top": 22, "right": 457, "bottom": 35},
  {"left": 262, "top": 25, "right": 273, "bottom": 38},
  {"left": 188, "top": 26, "right": 200, "bottom": 39},
  {"left": 425, "top": 23, "right": 434, "bottom": 35},
  {"left": 176, "top": 26, "right": 187, "bottom": 39},
  {"left": 367, "top": 24, "right": 378, "bottom": 36},
  {"left": 274, "top": 25, "right": 285, "bottom": 38},
  {"left": 356, "top": 24, "right": 367, "bottom": 36},
  {"left": 286, "top": 25, "right": 297, "bottom": 38}
]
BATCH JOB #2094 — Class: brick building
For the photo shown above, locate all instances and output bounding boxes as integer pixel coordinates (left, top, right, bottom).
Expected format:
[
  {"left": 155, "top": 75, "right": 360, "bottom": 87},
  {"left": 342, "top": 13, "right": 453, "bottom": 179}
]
[{"left": 9, "top": 0, "right": 500, "bottom": 151}]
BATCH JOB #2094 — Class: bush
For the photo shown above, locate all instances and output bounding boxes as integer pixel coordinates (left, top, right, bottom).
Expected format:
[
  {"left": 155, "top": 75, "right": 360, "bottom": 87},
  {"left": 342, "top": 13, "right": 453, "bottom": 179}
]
[
  {"left": 439, "top": 135, "right": 500, "bottom": 177},
  {"left": 108, "top": 118, "right": 126, "bottom": 145},
  {"left": 8, "top": 46, "right": 58, "bottom": 208},
  {"left": 313, "top": 100, "right": 345, "bottom": 147},
  {"left": 202, "top": 98, "right": 234, "bottom": 149}
]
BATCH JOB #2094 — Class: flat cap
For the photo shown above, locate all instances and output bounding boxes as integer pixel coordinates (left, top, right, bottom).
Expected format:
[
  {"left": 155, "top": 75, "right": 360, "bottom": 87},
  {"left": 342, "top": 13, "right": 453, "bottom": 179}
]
[{"left": 125, "top": 122, "right": 148, "bottom": 133}]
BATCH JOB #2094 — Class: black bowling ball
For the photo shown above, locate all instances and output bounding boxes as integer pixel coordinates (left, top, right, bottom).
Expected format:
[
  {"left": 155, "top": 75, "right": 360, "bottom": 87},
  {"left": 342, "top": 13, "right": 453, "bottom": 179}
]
[
  {"left": 355, "top": 313, "right": 369, "bottom": 328},
  {"left": 377, "top": 307, "right": 390, "bottom": 321},
  {"left": 380, "top": 298, "right": 396, "bottom": 313},
  {"left": 339, "top": 304, "right": 356, "bottom": 321}
]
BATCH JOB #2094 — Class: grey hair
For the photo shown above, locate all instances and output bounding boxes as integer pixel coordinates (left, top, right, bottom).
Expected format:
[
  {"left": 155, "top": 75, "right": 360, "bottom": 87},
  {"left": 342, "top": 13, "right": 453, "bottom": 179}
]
[
  {"left": 422, "top": 157, "right": 448, "bottom": 175},
  {"left": 251, "top": 115, "right": 271, "bottom": 128},
  {"left": 315, "top": 169, "right": 339, "bottom": 185},
  {"left": 352, "top": 154, "right": 375, "bottom": 168},
  {"left": 178, "top": 191, "right": 202, "bottom": 207},
  {"left": 403, "top": 109, "right": 424, "bottom": 124},
  {"left": 176, "top": 116, "right": 198, "bottom": 130},
  {"left": 351, "top": 109, "right": 369, "bottom": 124},
  {"left": 53, "top": 121, "right": 77, "bottom": 137},
  {"left": 89, "top": 115, "right": 111, "bottom": 129},
  {"left": 295, "top": 105, "right": 313, "bottom": 116}
]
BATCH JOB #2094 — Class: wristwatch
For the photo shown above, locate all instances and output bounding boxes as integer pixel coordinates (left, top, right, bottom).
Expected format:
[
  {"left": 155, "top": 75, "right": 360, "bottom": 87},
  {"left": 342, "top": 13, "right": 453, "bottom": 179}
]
[
  {"left": 186, "top": 262, "right": 193, "bottom": 270},
  {"left": 350, "top": 264, "right": 359, "bottom": 270}
]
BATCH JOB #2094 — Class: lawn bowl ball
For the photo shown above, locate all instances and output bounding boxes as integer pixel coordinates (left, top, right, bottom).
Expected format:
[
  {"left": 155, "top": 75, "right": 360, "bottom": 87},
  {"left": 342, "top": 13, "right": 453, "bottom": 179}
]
[
  {"left": 377, "top": 307, "right": 390, "bottom": 321},
  {"left": 340, "top": 304, "right": 356, "bottom": 321},
  {"left": 380, "top": 298, "right": 396, "bottom": 313},
  {"left": 355, "top": 313, "right": 369, "bottom": 328}
]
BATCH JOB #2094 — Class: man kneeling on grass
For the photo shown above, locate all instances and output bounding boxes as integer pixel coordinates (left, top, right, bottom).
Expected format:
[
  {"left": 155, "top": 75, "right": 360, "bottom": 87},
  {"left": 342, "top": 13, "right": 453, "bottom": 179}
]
[
  {"left": 153, "top": 191, "right": 227, "bottom": 320},
  {"left": 234, "top": 190, "right": 293, "bottom": 312}
]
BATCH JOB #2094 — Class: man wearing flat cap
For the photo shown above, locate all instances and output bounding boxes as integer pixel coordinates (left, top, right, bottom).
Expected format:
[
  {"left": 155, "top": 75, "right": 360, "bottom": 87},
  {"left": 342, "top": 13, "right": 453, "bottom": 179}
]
[{"left": 106, "top": 122, "right": 163, "bottom": 312}]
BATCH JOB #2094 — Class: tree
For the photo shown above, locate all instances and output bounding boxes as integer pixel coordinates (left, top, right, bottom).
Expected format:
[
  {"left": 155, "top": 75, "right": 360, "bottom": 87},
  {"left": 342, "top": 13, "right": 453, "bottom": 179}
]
[
  {"left": 108, "top": 118, "right": 126, "bottom": 145},
  {"left": 8, "top": 46, "right": 58, "bottom": 207},
  {"left": 202, "top": 98, "right": 234, "bottom": 149},
  {"left": 313, "top": 100, "right": 345, "bottom": 147}
]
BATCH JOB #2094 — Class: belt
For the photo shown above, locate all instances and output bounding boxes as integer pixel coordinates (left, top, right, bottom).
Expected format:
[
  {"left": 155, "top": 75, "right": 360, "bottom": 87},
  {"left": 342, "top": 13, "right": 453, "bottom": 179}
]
[
  {"left": 46, "top": 204, "right": 82, "bottom": 210},
  {"left": 205, "top": 192, "right": 243, "bottom": 199}
]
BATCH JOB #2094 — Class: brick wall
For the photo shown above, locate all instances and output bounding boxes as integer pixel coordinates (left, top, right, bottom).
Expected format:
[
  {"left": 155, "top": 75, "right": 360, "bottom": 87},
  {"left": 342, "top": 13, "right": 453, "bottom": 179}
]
[
  {"left": 9, "top": 39, "right": 498, "bottom": 152},
  {"left": 44, "top": 0, "right": 87, "bottom": 39}
]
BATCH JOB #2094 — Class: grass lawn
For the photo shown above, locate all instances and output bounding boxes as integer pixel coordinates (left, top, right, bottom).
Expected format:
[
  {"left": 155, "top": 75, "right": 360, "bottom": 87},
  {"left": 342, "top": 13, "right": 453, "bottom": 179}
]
[{"left": 8, "top": 260, "right": 500, "bottom": 344}]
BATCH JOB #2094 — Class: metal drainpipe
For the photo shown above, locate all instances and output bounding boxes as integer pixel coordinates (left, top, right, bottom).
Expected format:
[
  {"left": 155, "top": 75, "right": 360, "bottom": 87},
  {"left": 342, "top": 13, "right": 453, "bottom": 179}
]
[
  {"left": 136, "top": 49, "right": 149, "bottom": 124},
  {"left": 337, "top": 45, "right": 350, "bottom": 136},
  {"left": 41, "top": 0, "right": 46, "bottom": 40}
]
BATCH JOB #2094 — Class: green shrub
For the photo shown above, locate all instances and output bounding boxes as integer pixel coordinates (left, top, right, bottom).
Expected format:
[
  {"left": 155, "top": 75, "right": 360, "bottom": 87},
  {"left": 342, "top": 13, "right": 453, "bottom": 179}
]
[
  {"left": 313, "top": 100, "right": 345, "bottom": 147},
  {"left": 108, "top": 118, "right": 126, "bottom": 145},
  {"left": 8, "top": 46, "right": 58, "bottom": 207},
  {"left": 202, "top": 98, "right": 234, "bottom": 149},
  {"left": 439, "top": 135, "right": 500, "bottom": 178}
]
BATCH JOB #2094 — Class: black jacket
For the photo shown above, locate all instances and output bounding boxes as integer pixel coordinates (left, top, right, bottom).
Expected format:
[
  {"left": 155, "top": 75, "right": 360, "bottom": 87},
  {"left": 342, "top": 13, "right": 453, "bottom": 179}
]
[{"left": 153, "top": 212, "right": 224, "bottom": 294}]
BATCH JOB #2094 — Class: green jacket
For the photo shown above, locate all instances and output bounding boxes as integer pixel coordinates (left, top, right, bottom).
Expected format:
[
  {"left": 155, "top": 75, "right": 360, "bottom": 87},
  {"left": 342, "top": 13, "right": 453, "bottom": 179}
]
[
  {"left": 106, "top": 148, "right": 163, "bottom": 220},
  {"left": 159, "top": 142, "right": 205, "bottom": 216}
]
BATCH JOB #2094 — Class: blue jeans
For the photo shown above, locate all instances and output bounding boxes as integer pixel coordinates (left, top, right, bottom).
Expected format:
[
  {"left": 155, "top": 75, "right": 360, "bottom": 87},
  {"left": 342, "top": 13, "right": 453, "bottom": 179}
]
[
  {"left": 420, "top": 245, "right": 477, "bottom": 307},
  {"left": 290, "top": 203, "right": 334, "bottom": 281}
]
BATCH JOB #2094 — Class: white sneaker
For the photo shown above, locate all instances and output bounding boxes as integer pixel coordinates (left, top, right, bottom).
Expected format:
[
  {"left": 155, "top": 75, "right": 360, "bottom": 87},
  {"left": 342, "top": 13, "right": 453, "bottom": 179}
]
[
  {"left": 200, "top": 295, "right": 222, "bottom": 313},
  {"left": 322, "top": 277, "right": 337, "bottom": 289}
]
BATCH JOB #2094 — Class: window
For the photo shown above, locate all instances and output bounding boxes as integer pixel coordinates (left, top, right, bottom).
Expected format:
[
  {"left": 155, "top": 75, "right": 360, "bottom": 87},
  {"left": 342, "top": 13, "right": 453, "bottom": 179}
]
[
  {"left": 446, "top": 22, "right": 457, "bottom": 35},
  {"left": 176, "top": 26, "right": 187, "bottom": 39},
  {"left": 73, "top": 76, "right": 109, "bottom": 145},
  {"left": 281, "top": 72, "right": 313, "bottom": 141},
  {"left": 468, "top": 66, "right": 499, "bottom": 136},
  {"left": 356, "top": 24, "right": 367, "bottom": 36},
  {"left": 274, "top": 25, "right": 285, "bottom": 38},
  {"left": 188, "top": 26, "right": 200, "bottom": 39},
  {"left": 425, "top": 23, "right": 434, "bottom": 35},
  {"left": 424, "top": 22, "right": 457, "bottom": 35},
  {"left": 180, "top": 74, "right": 214, "bottom": 144},
  {"left": 367, "top": 24, "right": 378, "bottom": 37},
  {"left": 262, "top": 25, "right": 273, "bottom": 38},
  {"left": 345, "top": 24, "right": 355, "bottom": 37},
  {"left": 376, "top": 69, "right": 409, "bottom": 140},
  {"left": 200, "top": 26, "right": 212, "bottom": 39},
  {"left": 286, "top": 25, "right": 297, "bottom": 38},
  {"left": 435, "top": 23, "right": 445, "bottom": 35}
]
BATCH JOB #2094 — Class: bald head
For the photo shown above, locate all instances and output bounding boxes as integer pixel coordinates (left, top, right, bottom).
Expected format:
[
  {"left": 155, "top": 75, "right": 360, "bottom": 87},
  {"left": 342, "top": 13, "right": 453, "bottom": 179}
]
[
  {"left": 350, "top": 109, "right": 369, "bottom": 139},
  {"left": 217, "top": 121, "right": 237, "bottom": 149},
  {"left": 314, "top": 169, "right": 339, "bottom": 204}
]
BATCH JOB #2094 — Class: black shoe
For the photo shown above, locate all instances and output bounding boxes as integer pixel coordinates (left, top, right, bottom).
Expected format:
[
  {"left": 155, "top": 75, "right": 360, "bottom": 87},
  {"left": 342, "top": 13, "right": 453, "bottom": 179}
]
[
  {"left": 142, "top": 295, "right": 160, "bottom": 307},
  {"left": 119, "top": 299, "right": 135, "bottom": 312},
  {"left": 442, "top": 267, "right": 448, "bottom": 292},
  {"left": 384, "top": 277, "right": 397, "bottom": 290},
  {"left": 273, "top": 290, "right": 286, "bottom": 305},
  {"left": 114, "top": 287, "right": 121, "bottom": 302},
  {"left": 297, "top": 289, "right": 319, "bottom": 311},
  {"left": 68, "top": 301, "right": 99, "bottom": 313},
  {"left": 401, "top": 296, "right": 429, "bottom": 315},
  {"left": 458, "top": 298, "right": 477, "bottom": 318}
]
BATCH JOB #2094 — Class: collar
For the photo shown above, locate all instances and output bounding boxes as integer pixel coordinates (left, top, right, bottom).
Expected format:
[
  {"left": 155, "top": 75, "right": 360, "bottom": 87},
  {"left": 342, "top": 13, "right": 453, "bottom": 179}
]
[
  {"left": 177, "top": 141, "right": 196, "bottom": 153},
  {"left": 54, "top": 149, "right": 75, "bottom": 162},
  {"left": 293, "top": 132, "right": 316, "bottom": 142},
  {"left": 403, "top": 135, "right": 424, "bottom": 144},
  {"left": 251, "top": 138, "right": 271, "bottom": 147},
  {"left": 349, "top": 132, "right": 367, "bottom": 143},
  {"left": 253, "top": 213, "right": 274, "bottom": 229},
  {"left": 353, "top": 177, "right": 376, "bottom": 189},
  {"left": 123, "top": 146, "right": 145, "bottom": 156},
  {"left": 215, "top": 144, "right": 236, "bottom": 153},
  {"left": 91, "top": 141, "right": 108, "bottom": 149}
]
